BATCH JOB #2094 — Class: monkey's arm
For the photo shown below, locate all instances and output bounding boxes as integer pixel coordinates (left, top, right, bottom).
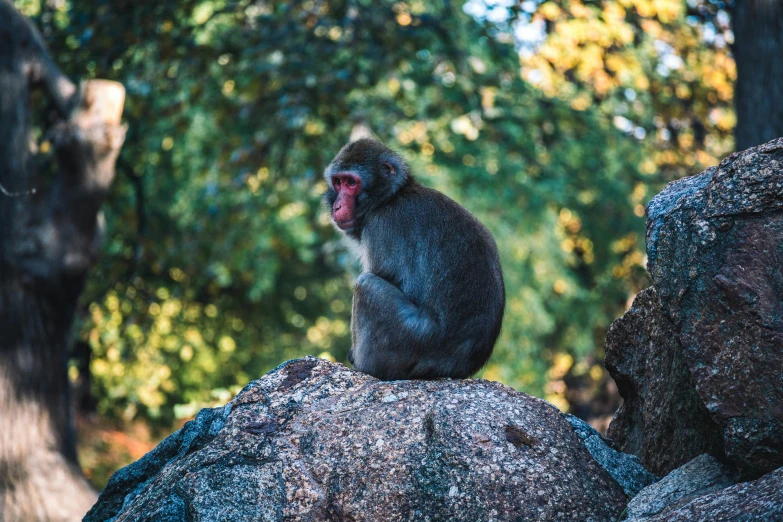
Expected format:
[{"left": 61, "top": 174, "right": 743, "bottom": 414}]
[{"left": 350, "top": 272, "right": 439, "bottom": 380}]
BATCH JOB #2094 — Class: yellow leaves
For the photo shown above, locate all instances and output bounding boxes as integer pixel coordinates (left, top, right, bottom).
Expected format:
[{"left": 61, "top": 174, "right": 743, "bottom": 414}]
[
  {"left": 450, "top": 115, "right": 481, "bottom": 141},
  {"left": 279, "top": 201, "right": 307, "bottom": 221},
  {"left": 678, "top": 130, "right": 694, "bottom": 149},
  {"left": 485, "top": 159, "right": 499, "bottom": 175},
  {"left": 634, "top": 74, "right": 650, "bottom": 91},
  {"left": 675, "top": 84, "right": 691, "bottom": 99},
  {"left": 631, "top": 182, "right": 647, "bottom": 202},
  {"left": 304, "top": 120, "right": 324, "bottom": 136},
  {"left": 388, "top": 77, "right": 401, "bottom": 95},
  {"left": 539, "top": 2, "right": 562, "bottom": 21},
  {"left": 480, "top": 87, "right": 496, "bottom": 111},
  {"left": 603, "top": 3, "right": 627, "bottom": 23},
  {"left": 710, "top": 108, "right": 736, "bottom": 132},
  {"left": 469, "top": 56, "right": 487, "bottom": 74},
  {"left": 611, "top": 233, "right": 638, "bottom": 253},
  {"left": 481, "top": 364, "right": 502, "bottom": 383},
  {"left": 548, "top": 353, "right": 573, "bottom": 379},
  {"left": 650, "top": 0, "right": 683, "bottom": 23},
  {"left": 616, "top": 24, "right": 635, "bottom": 45},
  {"left": 640, "top": 19, "right": 662, "bottom": 39},
  {"left": 184, "top": 328, "right": 203, "bottom": 346},
  {"left": 193, "top": 4, "right": 214, "bottom": 25},
  {"left": 559, "top": 208, "right": 582, "bottom": 233},
  {"left": 398, "top": 121, "right": 431, "bottom": 145},
  {"left": 396, "top": 12, "right": 412, "bottom": 26},
  {"left": 569, "top": 2, "right": 593, "bottom": 19},
  {"left": 634, "top": 0, "right": 654, "bottom": 18},
  {"left": 218, "top": 336, "right": 236, "bottom": 353},
  {"left": 305, "top": 317, "right": 347, "bottom": 349},
  {"left": 695, "top": 150, "right": 717, "bottom": 167}
]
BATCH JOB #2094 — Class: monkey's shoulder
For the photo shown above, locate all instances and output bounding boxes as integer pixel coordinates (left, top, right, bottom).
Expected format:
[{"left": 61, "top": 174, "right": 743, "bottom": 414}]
[{"left": 365, "top": 184, "right": 499, "bottom": 263}]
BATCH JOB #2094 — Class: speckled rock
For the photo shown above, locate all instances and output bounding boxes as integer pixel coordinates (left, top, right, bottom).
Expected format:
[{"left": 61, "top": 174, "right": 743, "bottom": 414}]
[
  {"left": 607, "top": 137, "right": 783, "bottom": 479},
  {"left": 624, "top": 454, "right": 736, "bottom": 520},
  {"left": 605, "top": 288, "right": 724, "bottom": 476},
  {"left": 626, "top": 467, "right": 783, "bottom": 522},
  {"left": 564, "top": 414, "right": 657, "bottom": 498},
  {"left": 85, "top": 357, "right": 627, "bottom": 522}
]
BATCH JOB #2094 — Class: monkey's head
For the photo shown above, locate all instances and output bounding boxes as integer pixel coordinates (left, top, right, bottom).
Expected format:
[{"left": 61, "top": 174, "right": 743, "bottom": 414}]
[{"left": 323, "top": 138, "right": 409, "bottom": 236}]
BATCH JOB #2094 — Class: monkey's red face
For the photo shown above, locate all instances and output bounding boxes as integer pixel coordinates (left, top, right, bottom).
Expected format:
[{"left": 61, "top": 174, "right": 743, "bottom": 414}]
[{"left": 331, "top": 172, "right": 362, "bottom": 230}]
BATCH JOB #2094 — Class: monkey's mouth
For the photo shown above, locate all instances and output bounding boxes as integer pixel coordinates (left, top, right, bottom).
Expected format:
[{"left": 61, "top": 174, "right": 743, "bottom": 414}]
[{"left": 334, "top": 218, "right": 357, "bottom": 230}]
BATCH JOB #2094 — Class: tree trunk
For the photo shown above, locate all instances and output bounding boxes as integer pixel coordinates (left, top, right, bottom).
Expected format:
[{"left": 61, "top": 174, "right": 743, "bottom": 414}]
[
  {"left": 731, "top": 0, "right": 783, "bottom": 150},
  {"left": 0, "top": 2, "right": 126, "bottom": 520}
]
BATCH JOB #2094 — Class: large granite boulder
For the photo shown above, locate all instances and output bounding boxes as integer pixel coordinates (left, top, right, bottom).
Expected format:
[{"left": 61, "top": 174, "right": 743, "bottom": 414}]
[
  {"left": 85, "top": 357, "right": 628, "bottom": 522},
  {"left": 626, "top": 463, "right": 782, "bottom": 522},
  {"left": 605, "top": 287, "right": 725, "bottom": 476},
  {"left": 607, "top": 137, "right": 783, "bottom": 479},
  {"left": 623, "top": 454, "right": 737, "bottom": 520}
]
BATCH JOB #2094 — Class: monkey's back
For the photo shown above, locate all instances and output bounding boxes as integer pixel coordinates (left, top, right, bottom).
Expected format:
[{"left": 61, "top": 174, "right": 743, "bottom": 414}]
[{"left": 362, "top": 181, "right": 505, "bottom": 374}]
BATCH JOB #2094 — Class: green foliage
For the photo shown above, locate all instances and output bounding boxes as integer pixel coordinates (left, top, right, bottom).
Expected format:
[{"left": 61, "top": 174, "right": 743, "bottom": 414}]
[{"left": 19, "top": 0, "right": 731, "bottom": 423}]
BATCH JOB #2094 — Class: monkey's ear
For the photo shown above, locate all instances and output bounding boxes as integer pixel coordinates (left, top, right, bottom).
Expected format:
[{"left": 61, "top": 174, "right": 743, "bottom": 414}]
[{"left": 382, "top": 161, "right": 396, "bottom": 176}]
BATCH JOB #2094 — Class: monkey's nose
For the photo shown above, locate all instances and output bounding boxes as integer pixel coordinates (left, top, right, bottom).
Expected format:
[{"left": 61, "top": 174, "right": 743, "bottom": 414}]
[{"left": 334, "top": 203, "right": 342, "bottom": 211}]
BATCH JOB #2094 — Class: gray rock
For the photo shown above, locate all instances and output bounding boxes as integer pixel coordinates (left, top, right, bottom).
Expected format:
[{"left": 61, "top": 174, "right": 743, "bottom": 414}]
[
  {"left": 85, "top": 357, "right": 627, "bottom": 522},
  {"left": 608, "top": 137, "right": 783, "bottom": 479},
  {"left": 628, "top": 467, "right": 783, "bottom": 522},
  {"left": 605, "top": 287, "right": 724, "bottom": 476},
  {"left": 624, "top": 454, "right": 736, "bottom": 520},
  {"left": 564, "top": 414, "right": 657, "bottom": 498}
]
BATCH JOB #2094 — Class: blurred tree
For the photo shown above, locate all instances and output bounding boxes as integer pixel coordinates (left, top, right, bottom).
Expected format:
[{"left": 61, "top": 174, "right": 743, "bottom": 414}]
[
  {"left": 509, "top": 0, "right": 736, "bottom": 412},
  {"left": 730, "top": 0, "right": 783, "bottom": 150},
  {"left": 0, "top": 1, "right": 126, "bottom": 517},
  {"left": 11, "top": 0, "right": 744, "bottom": 487},
  {"left": 31, "top": 0, "right": 643, "bottom": 422}
]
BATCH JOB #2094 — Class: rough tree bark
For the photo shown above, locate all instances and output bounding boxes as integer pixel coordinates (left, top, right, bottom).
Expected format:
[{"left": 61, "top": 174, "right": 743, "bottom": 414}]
[
  {"left": 0, "top": 2, "right": 126, "bottom": 520},
  {"left": 731, "top": 0, "right": 783, "bottom": 150}
]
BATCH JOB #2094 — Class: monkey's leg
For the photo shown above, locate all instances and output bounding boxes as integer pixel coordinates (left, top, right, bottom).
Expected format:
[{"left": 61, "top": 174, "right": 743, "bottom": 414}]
[{"left": 351, "top": 272, "right": 440, "bottom": 380}]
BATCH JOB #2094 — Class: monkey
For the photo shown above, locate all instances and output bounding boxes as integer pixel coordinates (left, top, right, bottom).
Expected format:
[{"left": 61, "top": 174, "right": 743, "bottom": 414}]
[{"left": 323, "top": 138, "right": 505, "bottom": 381}]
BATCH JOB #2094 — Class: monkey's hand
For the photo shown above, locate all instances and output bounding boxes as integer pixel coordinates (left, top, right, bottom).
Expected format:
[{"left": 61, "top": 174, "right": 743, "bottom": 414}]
[{"left": 350, "top": 272, "right": 439, "bottom": 380}]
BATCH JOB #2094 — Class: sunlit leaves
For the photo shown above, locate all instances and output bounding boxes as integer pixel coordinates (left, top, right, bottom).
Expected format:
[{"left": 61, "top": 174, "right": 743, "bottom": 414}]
[{"left": 23, "top": 0, "right": 733, "bottom": 441}]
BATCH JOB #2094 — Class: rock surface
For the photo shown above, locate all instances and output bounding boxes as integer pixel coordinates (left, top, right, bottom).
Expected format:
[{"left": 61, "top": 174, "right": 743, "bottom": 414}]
[
  {"left": 624, "top": 454, "right": 736, "bottom": 520},
  {"left": 85, "top": 357, "right": 627, "bottom": 522},
  {"left": 607, "top": 137, "right": 783, "bottom": 479},
  {"left": 605, "top": 288, "right": 724, "bottom": 476},
  {"left": 564, "top": 414, "right": 657, "bottom": 497},
  {"left": 626, "top": 467, "right": 783, "bottom": 522}
]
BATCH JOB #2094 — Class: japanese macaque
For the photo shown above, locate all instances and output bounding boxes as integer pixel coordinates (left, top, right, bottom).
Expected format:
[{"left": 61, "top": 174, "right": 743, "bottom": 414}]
[{"left": 323, "top": 139, "right": 505, "bottom": 380}]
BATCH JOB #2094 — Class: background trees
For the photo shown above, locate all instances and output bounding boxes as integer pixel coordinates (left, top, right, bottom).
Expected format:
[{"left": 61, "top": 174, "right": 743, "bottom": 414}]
[
  {"left": 7, "top": 0, "right": 770, "bottom": 490},
  {"left": 0, "top": 1, "right": 125, "bottom": 517}
]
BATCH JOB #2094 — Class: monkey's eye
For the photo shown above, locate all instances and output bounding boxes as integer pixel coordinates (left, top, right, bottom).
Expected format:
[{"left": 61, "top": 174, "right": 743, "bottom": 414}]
[
  {"left": 333, "top": 178, "right": 341, "bottom": 189},
  {"left": 346, "top": 178, "right": 356, "bottom": 187}
]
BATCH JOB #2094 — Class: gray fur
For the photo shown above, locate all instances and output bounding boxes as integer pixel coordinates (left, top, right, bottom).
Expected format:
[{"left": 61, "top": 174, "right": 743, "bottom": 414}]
[{"left": 323, "top": 139, "right": 505, "bottom": 380}]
